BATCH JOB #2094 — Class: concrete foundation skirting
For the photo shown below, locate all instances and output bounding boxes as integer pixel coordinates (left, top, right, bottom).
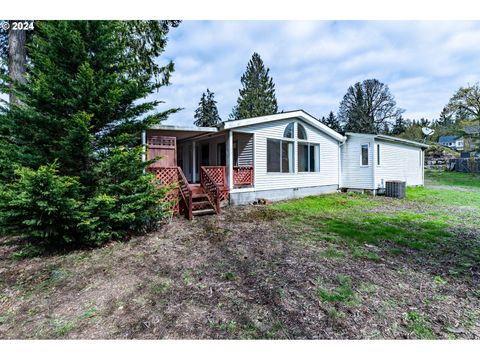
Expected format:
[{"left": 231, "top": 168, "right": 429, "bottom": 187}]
[{"left": 229, "top": 184, "right": 339, "bottom": 205}]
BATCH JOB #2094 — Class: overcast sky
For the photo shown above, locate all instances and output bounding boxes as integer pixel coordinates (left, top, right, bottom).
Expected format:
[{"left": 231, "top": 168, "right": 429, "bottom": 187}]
[{"left": 152, "top": 20, "right": 480, "bottom": 126}]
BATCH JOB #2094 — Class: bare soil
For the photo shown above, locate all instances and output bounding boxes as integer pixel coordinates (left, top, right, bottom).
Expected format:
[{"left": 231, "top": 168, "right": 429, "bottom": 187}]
[{"left": 1, "top": 199, "right": 479, "bottom": 339}]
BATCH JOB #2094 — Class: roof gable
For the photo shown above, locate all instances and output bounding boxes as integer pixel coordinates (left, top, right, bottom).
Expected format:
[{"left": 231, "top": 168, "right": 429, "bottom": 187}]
[{"left": 220, "top": 110, "right": 345, "bottom": 142}]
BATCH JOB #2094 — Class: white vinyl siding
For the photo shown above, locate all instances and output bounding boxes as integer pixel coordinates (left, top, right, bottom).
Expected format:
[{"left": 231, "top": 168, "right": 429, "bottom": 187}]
[
  {"left": 341, "top": 136, "right": 374, "bottom": 189},
  {"left": 341, "top": 134, "right": 425, "bottom": 190},
  {"left": 235, "top": 117, "right": 340, "bottom": 191},
  {"left": 235, "top": 132, "right": 253, "bottom": 166},
  {"left": 374, "top": 140, "right": 424, "bottom": 188}
]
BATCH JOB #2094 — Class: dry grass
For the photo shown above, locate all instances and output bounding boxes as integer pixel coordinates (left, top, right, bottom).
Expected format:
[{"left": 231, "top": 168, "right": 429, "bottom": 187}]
[{"left": 1, "top": 177, "right": 479, "bottom": 339}]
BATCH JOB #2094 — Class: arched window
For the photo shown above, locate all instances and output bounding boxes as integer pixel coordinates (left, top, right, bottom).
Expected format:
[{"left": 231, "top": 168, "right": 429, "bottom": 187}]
[
  {"left": 284, "top": 122, "right": 294, "bottom": 138},
  {"left": 298, "top": 124, "right": 307, "bottom": 140}
]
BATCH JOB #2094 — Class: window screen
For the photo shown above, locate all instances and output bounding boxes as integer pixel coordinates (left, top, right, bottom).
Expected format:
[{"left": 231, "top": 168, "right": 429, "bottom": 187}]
[{"left": 267, "top": 139, "right": 281, "bottom": 172}]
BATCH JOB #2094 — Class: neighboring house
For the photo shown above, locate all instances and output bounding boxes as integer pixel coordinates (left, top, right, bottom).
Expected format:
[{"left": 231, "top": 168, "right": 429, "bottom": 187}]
[
  {"left": 341, "top": 133, "right": 428, "bottom": 193},
  {"left": 438, "top": 135, "right": 464, "bottom": 151},
  {"left": 143, "top": 110, "right": 427, "bottom": 219}
]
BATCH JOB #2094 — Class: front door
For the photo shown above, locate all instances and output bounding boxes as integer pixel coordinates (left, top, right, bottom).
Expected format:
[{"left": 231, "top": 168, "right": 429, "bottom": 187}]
[
  {"left": 200, "top": 143, "right": 210, "bottom": 166},
  {"left": 217, "top": 142, "right": 226, "bottom": 166}
]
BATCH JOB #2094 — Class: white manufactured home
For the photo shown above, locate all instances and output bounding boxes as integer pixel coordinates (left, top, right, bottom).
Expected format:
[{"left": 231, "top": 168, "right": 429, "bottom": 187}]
[
  {"left": 143, "top": 110, "right": 427, "bottom": 219},
  {"left": 341, "top": 132, "right": 428, "bottom": 194}
]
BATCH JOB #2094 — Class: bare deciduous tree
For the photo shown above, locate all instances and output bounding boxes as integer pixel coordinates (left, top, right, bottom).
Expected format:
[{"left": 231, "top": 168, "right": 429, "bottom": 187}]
[{"left": 338, "top": 79, "right": 404, "bottom": 134}]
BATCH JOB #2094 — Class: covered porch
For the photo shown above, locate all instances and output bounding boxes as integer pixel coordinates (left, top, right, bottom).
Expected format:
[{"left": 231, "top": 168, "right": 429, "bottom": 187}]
[{"left": 143, "top": 125, "right": 254, "bottom": 219}]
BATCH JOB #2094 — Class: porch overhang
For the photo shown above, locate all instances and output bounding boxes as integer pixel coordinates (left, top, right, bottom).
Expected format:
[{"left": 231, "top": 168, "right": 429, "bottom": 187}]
[{"left": 147, "top": 124, "right": 219, "bottom": 142}]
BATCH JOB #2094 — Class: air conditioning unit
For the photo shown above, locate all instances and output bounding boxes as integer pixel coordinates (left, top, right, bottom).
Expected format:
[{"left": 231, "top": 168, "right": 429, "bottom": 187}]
[{"left": 385, "top": 180, "right": 406, "bottom": 199}]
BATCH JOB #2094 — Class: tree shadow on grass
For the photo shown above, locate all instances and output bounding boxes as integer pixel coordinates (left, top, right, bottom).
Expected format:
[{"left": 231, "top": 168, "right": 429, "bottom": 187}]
[{"left": 314, "top": 214, "right": 480, "bottom": 281}]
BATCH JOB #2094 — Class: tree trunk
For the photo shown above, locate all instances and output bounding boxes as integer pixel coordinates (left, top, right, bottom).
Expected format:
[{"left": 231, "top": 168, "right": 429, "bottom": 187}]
[{"left": 8, "top": 21, "right": 27, "bottom": 105}]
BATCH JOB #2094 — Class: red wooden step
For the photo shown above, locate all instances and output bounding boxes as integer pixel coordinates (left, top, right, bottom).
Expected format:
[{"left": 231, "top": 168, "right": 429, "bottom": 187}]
[{"left": 192, "top": 208, "right": 216, "bottom": 216}]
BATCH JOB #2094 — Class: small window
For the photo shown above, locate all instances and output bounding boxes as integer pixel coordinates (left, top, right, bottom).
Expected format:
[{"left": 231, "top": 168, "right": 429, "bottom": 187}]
[
  {"left": 361, "top": 144, "right": 369, "bottom": 166},
  {"left": 298, "top": 123, "right": 307, "bottom": 140},
  {"left": 377, "top": 144, "right": 380, "bottom": 166},
  {"left": 284, "top": 122, "right": 294, "bottom": 138}
]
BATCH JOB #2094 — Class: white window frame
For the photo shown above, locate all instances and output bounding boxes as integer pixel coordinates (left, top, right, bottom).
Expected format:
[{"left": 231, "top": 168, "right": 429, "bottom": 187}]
[
  {"left": 297, "top": 141, "right": 321, "bottom": 173},
  {"left": 360, "top": 144, "right": 369, "bottom": 167},
  {"left": 266, "top": 138, "right": 294, "bottom": 174}
]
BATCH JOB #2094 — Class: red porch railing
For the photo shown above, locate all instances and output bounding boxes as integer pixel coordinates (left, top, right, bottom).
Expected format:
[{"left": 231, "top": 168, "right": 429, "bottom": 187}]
[
  {"left": 233, "top": 166, "right": 254, "bottom": 185},
  {"left": 150, "top": 165, "right": 257, "bottom": 219},
  {"left": 201, "top": 166, "right": 229, "bottom": 201},
  {"left": 200, "top": 167, "right": 221, "bottom": 214}
]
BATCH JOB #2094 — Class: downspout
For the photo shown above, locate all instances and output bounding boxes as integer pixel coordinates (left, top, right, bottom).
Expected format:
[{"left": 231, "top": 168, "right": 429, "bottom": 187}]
[
  {"left": 338, "top": 136, "right": 347, "bottom": 191},
  {"left": 372, "top": 141, "right": 376, "bottom": 195}
]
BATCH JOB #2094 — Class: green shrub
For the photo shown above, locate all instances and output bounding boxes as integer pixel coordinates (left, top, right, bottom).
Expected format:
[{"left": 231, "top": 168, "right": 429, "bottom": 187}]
[
  {"left": 80, "top": 147, "right": 171, "bottom": 245},
  {"left": 0, "top": 164, "right": 84, "bottom": 247},
  {"left": 0, "top": 150, "right": 170, "bottom": 248}
]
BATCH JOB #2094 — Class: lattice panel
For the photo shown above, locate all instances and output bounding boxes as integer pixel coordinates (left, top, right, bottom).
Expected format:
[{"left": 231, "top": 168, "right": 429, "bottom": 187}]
[
  {"left": 219, "top": 189, "right": 229, "bottom": 202},
  {"left": 233, "top": 166, "right": 253, "bottom": 185},
  {"left": 202, "top": 167, "right": 226, "bottom": 186},
  {"left": 148, "top": 136, "right": 176, "bottom": 148},
  {"left": 151, "top": 167, "right": 178, "bottom": 186},
  {"left": 149, "top": 167, "right": 180, "bottom": 213}
]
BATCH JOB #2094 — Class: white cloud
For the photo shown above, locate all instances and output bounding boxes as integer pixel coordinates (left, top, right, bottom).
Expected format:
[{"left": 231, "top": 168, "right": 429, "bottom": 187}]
[{"left": 152, "top": 20, "right": 480, "bottom": 125}]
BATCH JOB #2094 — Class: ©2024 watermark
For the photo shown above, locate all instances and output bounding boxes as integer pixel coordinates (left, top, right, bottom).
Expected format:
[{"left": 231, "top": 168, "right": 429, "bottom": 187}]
[{"left": 1, "top": 20, "right": 35, "bottom": 31}]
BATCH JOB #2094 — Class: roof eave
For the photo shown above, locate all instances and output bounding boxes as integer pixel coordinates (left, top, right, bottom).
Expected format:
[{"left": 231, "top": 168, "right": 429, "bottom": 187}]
[
  {"left": 221, "top": 110, "right": 346, "bottom": 142},
  {"left": 149, "top": 124, "right": 219, "bottom": 133},
  {"left": 375, "top": 135, "right": 429, "bottom": 149}
]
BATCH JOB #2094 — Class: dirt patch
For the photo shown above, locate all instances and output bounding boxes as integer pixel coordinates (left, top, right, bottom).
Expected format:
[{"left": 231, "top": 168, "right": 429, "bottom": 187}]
[{"left": 1, "top": 204, "right": 479, "bottom": 339}]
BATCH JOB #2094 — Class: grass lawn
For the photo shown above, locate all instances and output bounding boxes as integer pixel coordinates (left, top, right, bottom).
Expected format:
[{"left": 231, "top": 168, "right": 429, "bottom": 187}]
[
  {"left": 1, "top": 171, "right": 479, "bottom": 339},
  {"left": 426, "top": 169, "right": 480, "bottom": 190}
]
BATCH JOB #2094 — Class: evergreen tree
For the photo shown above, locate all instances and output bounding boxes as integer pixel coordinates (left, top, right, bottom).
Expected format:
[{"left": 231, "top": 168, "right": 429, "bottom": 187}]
[
  {"left": 194, "top": 89, "right": 221, "bottom": 127},
  {"left": 0, "top": 20, "right": 180, "bottom": 247},
  {"left": 321, "top": 111, "right": 342, "bottom": 132},
  {"left": 230, "top": 52, "right": 278, "bottom": 119},
  {"left": 391, "top": 116, "right": 408, "bottom": 135},
  {"left": 437, "top": 106, "right": 455, "bottom": 128}
]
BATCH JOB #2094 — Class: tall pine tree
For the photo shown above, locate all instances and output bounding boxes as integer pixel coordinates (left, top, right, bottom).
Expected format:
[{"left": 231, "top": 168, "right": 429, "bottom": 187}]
[
  {"left": 230, "top": 52, "right": 278, "bottom": 120},
  {"left": 321, "top": 111, "right": 342, "bottom": 132},
  {"left": 0, "top": 21, "right": 180, "bottom": 247},
  {"left": 194, "top": 89, "right": 221, "bottom": 127},
  {"left": 391, "top": 116, "right": 408, "bottom": 135}
]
